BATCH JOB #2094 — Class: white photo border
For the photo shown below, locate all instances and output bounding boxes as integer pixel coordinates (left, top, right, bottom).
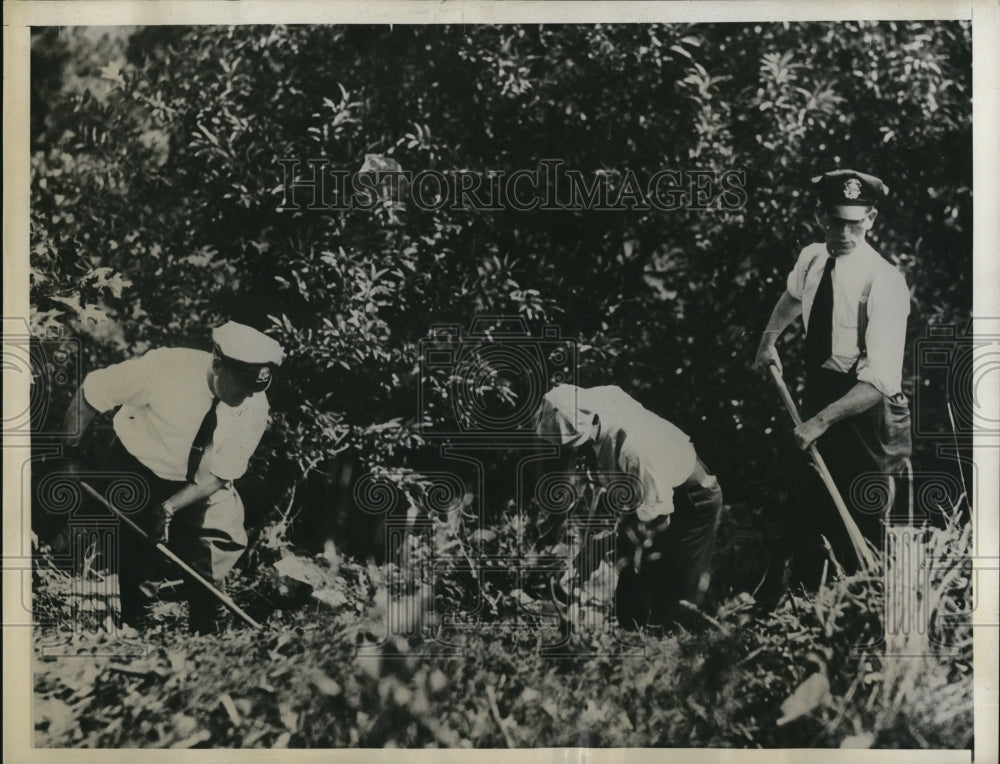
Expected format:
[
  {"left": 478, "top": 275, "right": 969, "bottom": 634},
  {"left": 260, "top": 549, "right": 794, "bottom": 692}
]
[{"left": 4, "top": 2, "right": 997, "bottom": 763}]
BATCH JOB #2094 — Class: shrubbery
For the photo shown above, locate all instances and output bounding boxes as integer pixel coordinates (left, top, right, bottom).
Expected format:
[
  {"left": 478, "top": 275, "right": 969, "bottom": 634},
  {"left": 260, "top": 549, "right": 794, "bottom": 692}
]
[
  {"left": 28, "top": 22, "right": 974, "bottom": 750},
  {"left": 30, "top": 22, "right": 972, "bottom": 547}
]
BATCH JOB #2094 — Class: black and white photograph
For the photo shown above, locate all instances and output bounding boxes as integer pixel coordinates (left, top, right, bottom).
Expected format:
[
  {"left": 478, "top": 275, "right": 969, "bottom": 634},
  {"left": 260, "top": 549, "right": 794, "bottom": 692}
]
[{"left": 3, "top": 2, "right": 998, "bottom": 761}]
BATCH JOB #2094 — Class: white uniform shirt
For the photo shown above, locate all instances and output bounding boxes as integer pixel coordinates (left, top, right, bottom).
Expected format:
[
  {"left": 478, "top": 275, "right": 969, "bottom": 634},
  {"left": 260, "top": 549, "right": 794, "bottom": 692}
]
[
  {"left": 786, "top": 240, "right": 910, "bottom": 397},
  {"left": 538, "top": 385, "right": 696, "bottom": 522},
  {"left": 82, "top": 348, "right": 269, "bottom": 482}
]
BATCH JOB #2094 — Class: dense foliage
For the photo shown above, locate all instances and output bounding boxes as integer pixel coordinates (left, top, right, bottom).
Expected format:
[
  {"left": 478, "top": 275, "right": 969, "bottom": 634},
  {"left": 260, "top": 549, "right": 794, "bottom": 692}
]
[
  {"left": 30, "top": 22, "right": 972, "bottom": 524},
  {"left": 28, "top": 22, "right": 973, "bottom": 749}
]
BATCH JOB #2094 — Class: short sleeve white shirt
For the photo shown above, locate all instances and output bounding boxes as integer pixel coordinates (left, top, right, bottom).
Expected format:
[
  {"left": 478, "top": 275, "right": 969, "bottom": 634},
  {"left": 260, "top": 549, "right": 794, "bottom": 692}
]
[
  {"left": 785, "top": 240, "right": 910, "bottom": 396},
  {"left": 82, "top": 347, "right": 269, "bottom": 482},
  {"left": 583, "top": 386, "right": 697, "bottom": 522}
]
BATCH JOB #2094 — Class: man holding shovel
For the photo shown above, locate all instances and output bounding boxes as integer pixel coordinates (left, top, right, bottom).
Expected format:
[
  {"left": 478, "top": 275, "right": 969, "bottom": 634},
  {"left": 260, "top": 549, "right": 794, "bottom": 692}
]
[
  {"left": 59, "top": 316, "right": 283, "bottom": 633},
  {"left": 754, "top": 169, "right": 912, "bottom": 587}
]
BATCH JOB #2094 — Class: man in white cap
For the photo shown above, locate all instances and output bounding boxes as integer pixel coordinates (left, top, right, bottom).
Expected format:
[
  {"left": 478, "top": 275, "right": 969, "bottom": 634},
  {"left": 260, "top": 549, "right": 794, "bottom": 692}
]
[
  {"left": 60, "top": 317, "right": 284, "bottom": 633},
  {"left": 534, "top": 384, "right": 723, "bottom": 629}
]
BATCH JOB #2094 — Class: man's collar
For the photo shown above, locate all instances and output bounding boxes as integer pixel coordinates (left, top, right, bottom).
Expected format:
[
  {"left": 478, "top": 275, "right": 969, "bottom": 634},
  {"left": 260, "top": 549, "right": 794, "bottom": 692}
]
[{"left": 828, "top": 238, "right": 874, "bottom": 262}]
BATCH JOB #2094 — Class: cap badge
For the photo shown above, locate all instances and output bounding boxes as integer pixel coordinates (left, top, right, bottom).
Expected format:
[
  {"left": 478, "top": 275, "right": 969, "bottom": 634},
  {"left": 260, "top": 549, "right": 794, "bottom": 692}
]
[
  {"left": 257, "top": 366, "right": 271, "bottom": 384},
  {"left": 843, "top": 178, "right": 862, "bottom": 200}
]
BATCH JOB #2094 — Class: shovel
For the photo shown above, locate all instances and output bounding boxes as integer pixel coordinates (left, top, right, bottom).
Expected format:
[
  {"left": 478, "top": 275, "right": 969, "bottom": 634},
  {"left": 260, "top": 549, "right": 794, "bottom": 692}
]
[
  {"left": 81, "top": 481, "right": 263, "bottom": 629},
  {"left": 767, "top": 363, "right": 878, "bottom": 570}
]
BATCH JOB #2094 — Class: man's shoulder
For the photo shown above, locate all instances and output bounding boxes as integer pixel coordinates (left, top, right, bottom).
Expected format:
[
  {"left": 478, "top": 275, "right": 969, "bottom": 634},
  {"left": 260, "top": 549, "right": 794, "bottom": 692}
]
[
  {"left": 794, "top": 242, "right": 828, "bottom": 268},
  {"left": 583, "top": 385, "right": 631, "bottom": 405},
  {"left": 861, "top": 242, "right": 909, "bottom": 288},
  {"left": 143, "top": 346, "right": 211, "bottom": 361},
  {"left": 236, "top": 391, "right": 271, "bottom": 422},
  {"left": 135, "top": 346, "right": 212, "bottom": 371},
  {"left": 619, "top": 404, "right": 688, "bottom": 447}
]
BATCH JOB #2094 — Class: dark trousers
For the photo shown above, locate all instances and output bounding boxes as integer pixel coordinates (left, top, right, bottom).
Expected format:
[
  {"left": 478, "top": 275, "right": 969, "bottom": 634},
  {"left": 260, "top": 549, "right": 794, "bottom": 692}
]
[
  {"left": 785, "top": 368, "right": 904, "bottom": 588},
  {"left": 94, "top": 438, "right": 244, "bottom": 632},
  {"left": 614, "top": 468, "right": 723, "bottom": 629}
]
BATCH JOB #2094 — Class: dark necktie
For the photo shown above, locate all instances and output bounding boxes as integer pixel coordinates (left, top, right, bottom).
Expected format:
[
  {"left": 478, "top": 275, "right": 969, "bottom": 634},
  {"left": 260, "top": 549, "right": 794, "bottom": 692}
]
[
  {"left": 805, "top": 256, "right": 835, "bottom": 370},
  {"left": 186, "top": 397, "right": 220, "bottom": 483}
]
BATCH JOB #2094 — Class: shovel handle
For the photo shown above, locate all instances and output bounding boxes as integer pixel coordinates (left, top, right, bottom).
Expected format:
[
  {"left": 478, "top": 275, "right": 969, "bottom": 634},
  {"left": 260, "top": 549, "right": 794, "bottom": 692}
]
[
  {"left": 80, "top": 481, "right": 263, "bottom": 629},
  {"left": 768, "top": 363, "right": 803, "bottom": 427},
  {"left": 766, "top": 363, "right": 877, "bottom": 570}
]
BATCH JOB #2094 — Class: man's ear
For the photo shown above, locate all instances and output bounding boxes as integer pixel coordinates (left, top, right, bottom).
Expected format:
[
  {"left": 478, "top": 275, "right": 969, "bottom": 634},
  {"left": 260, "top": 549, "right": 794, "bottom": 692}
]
[
  {"left": 813, "top": 203, "right": 826, "bottom": 227},
  {"left": 211, "top": 357, "right": 223, "bottom": 375},
  {"left": 861, "top": 207, "right": 878, "bottom": 231}
]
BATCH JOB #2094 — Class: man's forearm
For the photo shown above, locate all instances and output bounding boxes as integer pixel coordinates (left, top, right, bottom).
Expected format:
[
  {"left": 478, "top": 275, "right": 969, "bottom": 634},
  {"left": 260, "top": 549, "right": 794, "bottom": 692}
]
[
  {"left": 163, "top": 475, "right": 227, "bottom": 513},
  {"left": 794, "top": 381, "right": 884, "bottom": 449},
  {"left": 754, "top": 290, "right": 803, "bottom": 373},
  {"left": 814, "top": 382, "right": 883, "bottom": 428},
  {"left": 62, "top": 386, "right": 99, "bottom": 446},
  {"left": 758, "top": 290, "right": 802, "bottom": 350}
]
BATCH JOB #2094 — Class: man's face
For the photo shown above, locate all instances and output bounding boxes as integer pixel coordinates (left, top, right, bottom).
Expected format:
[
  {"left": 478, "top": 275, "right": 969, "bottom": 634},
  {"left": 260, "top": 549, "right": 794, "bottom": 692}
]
[
  {"left": 815, "top": 205, "right": 877, "bottom": 257},
  {"left": 211, "top": 360, "right": 258, "bottom": 407}
]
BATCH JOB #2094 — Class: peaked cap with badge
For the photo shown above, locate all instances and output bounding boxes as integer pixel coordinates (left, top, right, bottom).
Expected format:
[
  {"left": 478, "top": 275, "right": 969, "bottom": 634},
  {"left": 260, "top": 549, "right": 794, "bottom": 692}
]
[{"left": 812, "top": 169, "right": 890, "bottom": 221}]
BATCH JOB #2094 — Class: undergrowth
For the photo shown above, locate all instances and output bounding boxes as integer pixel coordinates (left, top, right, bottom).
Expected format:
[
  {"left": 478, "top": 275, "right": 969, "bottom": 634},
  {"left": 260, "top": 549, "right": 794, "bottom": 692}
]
[{"left": 32, "top": 501, "right": 973, "bottom": 749}]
